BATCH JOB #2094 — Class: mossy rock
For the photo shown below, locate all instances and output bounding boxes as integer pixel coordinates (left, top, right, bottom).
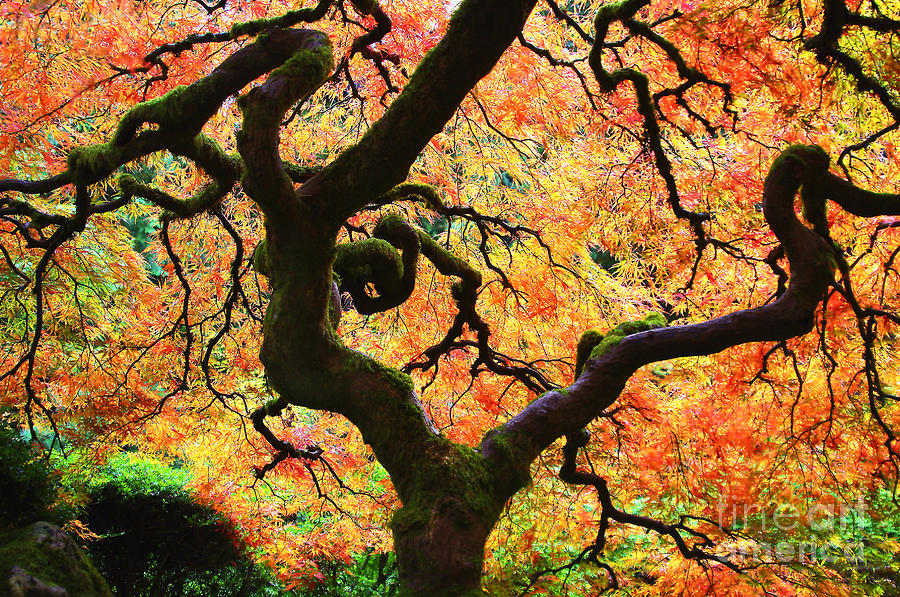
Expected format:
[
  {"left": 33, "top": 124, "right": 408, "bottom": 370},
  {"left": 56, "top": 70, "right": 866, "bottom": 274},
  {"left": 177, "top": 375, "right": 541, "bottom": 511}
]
[{"left": 0, "top": 522, "right": 111, "bottom": 597}]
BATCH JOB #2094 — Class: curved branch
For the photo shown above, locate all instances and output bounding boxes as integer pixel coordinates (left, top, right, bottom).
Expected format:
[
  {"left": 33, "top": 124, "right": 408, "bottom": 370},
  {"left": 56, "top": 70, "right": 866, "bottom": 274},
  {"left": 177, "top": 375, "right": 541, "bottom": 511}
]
[
  {"left": 130, "top": 0, "right": 335, "bottom": 89},
  {"left": 47, "top": 28, "right": 333, "bottom": 190},
  {"left": 114, "top": 134, "right": 241, "bottom": 219},
  {"left": 334, "top": 213, "right": 420, "bottom": 314},
  {"left": 334, "top": 212, "right": 552, "bottom": 393},
  {"left": 803, "top": 0, "right": 900, "bottom": 168},
  {"left": 483, "top": 145, "right": 857, "bottom": 471},
  {"left": 588, "top": 0, "right": 711, "bottom": 249},
  {"left": 118, "top": 175, "right": 229, "bottom": 220},
  {"left": 824, "top": 172, "right": 900, "bottom": 216},
  {"left": 558, "top": 431, "right": 741, "bottom": 572},
  {"left": 0, "top": 173, "right": 72, "bottom": 195},
  {"left": 301, "top": 0, "right": 538, "bottom": 224},
  {"left": 236, "top": 30, "right": 332, "bottom": 219}
]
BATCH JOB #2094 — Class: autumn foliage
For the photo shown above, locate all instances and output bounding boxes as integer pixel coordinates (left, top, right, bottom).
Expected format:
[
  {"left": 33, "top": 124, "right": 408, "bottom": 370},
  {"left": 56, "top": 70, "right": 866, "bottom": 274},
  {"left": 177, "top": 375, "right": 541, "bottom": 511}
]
[{"left": 1, "top": 0, "right": 900, "bottom": 594}]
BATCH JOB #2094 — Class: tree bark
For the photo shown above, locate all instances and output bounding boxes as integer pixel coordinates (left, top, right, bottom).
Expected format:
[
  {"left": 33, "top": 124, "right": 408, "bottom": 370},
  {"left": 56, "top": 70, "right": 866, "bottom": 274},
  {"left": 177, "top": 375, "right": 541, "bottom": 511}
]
[{"left": 393, "top": 517, "right": 492, "bottom": 596}]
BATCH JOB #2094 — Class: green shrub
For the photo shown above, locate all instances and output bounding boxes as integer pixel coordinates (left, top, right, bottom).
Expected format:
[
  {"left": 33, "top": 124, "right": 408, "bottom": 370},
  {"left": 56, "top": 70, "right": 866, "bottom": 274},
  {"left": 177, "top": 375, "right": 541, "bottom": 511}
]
[
  {"left": 0, "top": 411, "right": 60, "bottom": 529},
  {"left": 304, "top": 550, "right": 398, "bottom": 596},
  {"left": 77, "top": 453, "right": 281, "bottom": 596}
]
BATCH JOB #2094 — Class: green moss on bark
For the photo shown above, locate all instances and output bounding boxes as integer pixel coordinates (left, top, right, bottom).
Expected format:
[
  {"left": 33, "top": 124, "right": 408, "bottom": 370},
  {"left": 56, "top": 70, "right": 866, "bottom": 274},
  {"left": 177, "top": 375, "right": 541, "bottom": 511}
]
[
  {"left": 269, "top": 39, "right": 333, "bottom": 97},
  {"left": 252, "top": 239, "right": 271, "bottom": 278},
  {"left": 264, "top": 397, "right": 286, "bottom": 417},
  {"left": 480, "top": 428, "right": 533, "bottom": 490},
  {"left": 334, "top": 237, "right": 403, "bottom": 283},
  {"left": 588, "top": 313, "right": 667, "bottom": 361},
  {"left": 67, "top": 144, "right": 123, "bottom": 186},
  {"left": 0, "top": 522, "right": 112, "bottom": 597},
  {"left": 575, "top": 329, "right": 604, "bottom": 379},
  {"left": 769, "top": 144, "right": 829, "bottom": 174},
  {"left": 390, "top": 439, "right": 498, "bottom": 535}
]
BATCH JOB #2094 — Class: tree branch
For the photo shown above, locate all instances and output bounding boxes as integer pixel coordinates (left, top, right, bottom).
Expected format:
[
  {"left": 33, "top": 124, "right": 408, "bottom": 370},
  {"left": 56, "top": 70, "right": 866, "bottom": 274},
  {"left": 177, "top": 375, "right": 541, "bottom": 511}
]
[
  {"left": 483, "top": 145, "right": 861, "bottom": 471},
  {"left": 301, "top": 0, "right": 539, "bottom": 225}
]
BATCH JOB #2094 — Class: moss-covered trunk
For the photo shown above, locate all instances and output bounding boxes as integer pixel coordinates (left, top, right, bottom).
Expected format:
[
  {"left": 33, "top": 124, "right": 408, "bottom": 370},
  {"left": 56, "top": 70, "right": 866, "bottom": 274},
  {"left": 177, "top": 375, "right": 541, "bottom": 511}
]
[
  {"left": 386, "top": 439, "right": 515, "bottom": 597},
  {"left": 227, "top": 5, "right": 539, "bottom": 593},
  {"left": 392, "top": 510, "right": 492, "bottom": 596}
]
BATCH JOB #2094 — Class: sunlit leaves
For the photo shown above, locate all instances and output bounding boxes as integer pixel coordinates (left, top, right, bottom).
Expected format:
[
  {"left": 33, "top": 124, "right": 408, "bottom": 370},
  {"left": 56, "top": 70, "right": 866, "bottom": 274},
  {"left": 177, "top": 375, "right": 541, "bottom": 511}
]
[{"left": 2, "top": 0, "right": 900, "bottom": 593}]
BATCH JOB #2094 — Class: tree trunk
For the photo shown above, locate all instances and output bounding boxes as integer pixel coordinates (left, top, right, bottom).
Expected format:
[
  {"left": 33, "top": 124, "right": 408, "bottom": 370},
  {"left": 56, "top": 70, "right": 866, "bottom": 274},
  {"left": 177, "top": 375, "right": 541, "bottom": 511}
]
[
  {"left": 393, "top": 507, "right": 492, "bottom": 596},
  {"left": 384, "top": 436, "right": 528, "bottom": 596}
]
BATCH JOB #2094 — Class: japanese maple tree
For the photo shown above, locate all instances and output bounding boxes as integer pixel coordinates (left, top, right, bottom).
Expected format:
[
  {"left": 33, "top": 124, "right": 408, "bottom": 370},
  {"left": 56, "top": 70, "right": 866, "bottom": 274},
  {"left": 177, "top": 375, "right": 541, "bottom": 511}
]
[{"left": 1, "top": 0, "right": 900, "bottom": 594}]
